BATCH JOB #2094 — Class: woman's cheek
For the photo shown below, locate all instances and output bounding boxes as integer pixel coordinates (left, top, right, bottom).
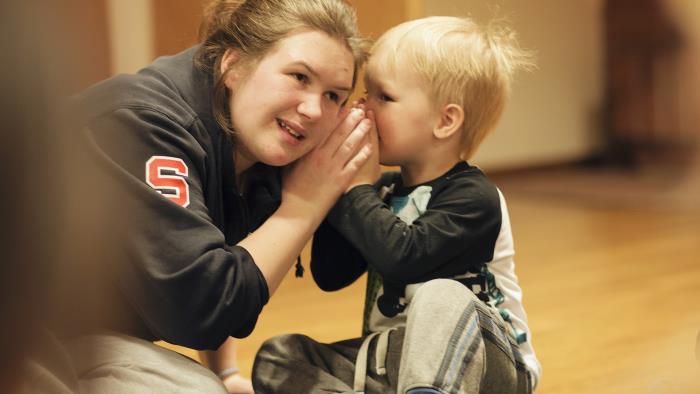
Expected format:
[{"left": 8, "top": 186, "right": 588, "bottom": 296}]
[{"left": 317, "top": 118, "right": 336, "bottom": 141}]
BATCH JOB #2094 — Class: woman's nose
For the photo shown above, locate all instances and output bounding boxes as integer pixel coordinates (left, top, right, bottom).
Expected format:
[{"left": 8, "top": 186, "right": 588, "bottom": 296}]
[{"left": 297, "top": 94, "right": 322, "bottom": 121}]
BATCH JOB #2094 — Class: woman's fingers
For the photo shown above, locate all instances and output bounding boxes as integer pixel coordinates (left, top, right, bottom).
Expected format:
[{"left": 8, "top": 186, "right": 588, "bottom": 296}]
[
  {"left": 320, "top": 107, "right": 365, "bottom": 157},
  {"left": 366, "top": 109, "right": 378, "bottom": 145},
  {"left": 281, "top": 106, "right": 372, "bottom": 208},
  {"left": 354, "top": 98, "right": 366, "bottom": 112},
  {"left": 342, "top": 143, "right": 372, "bottom": 177},
  {"left": 335, "top": 118, "right": 371, "bottom": 165}
]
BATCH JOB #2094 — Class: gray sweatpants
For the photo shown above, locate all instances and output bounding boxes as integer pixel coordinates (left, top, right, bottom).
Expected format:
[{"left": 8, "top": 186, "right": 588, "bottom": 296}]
[
  {"left": 22, "top": 332, "right": 227, "bottom": 394},
  {"left": 253, "top": 279, "right": 531, "bottom": 394}
]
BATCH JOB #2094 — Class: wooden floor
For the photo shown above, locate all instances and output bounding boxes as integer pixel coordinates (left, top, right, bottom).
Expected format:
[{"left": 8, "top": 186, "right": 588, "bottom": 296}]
[{"left": 161, "top": 166, "right": 700, "bottom": 393}]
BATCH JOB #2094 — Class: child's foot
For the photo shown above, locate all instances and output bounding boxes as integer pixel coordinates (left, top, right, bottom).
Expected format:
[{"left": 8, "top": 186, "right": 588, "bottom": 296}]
[{"left": 406, "top": 388, "right": 442, "bottom": 394}]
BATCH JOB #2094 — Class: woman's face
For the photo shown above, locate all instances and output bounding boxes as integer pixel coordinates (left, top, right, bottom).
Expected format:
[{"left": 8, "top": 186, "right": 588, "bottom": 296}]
[{"left": 224, "top": 30, "right": 354, "bottom": 171}]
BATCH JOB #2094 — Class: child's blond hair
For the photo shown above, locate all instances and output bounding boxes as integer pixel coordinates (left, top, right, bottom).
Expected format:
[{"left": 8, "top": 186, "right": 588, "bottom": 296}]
[{"left": 367, "top": 16, "right": 534, "bottom": 159}]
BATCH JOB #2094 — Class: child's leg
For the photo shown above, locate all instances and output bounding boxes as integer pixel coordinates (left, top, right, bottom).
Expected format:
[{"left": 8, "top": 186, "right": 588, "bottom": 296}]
[
  {"left": 252, "top": 333, "right": 402, "bottom": 394},
  {"left": 478, "top": 306, "right": 532, "bottom": 394},
  {"left": 398, "top": 279, "right": 531, "bottom": 394}
]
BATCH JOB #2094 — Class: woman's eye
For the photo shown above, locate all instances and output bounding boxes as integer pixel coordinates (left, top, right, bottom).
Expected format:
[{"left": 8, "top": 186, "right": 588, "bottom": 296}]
[
  {"left": 380, "top": 93, "right": 394, "bottom": 102},
  {"left": 325, "top": 91, "right": 340, "bottom": 103},
  {"left": 292, "top": 73, "right": 308, "bottom": 83}
]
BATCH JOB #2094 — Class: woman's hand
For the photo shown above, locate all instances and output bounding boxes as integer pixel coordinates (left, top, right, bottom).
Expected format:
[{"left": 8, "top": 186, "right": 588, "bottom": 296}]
[
  {"left": 222, "top": 373, "right": 254, "bottom": 394},
  {"left": 345, "top": 109, "right": 380, "bottom": 191},
  {"left": 199, "top": 340, "right": 253, "bottom": 394},
  {"left": 282, "top": 107, "right": 372, "bottom": 221},
  {"left": 239, "top": 108, "right": 372, "bottom": 295}
]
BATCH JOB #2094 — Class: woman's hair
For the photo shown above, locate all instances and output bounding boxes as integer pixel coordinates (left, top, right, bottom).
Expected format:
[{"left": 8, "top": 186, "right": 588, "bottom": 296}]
[
  {"left": 196, "top": 0, "right": 369, "bottom": 132},
  {"left": 366, "top": 16, "right": 535, "bottom": 159}
]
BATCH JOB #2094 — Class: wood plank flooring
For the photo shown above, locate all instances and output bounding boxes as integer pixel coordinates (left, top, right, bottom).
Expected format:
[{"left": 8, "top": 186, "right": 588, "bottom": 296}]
[{"left": 160, "top": 170, "right": 700, "bottom": 393}]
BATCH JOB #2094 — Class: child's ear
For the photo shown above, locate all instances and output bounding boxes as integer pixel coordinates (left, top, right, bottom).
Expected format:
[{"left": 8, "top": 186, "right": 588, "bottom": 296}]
[
  {"left": 220, "top": 48, "right": 241, "bottom": 89},
  {"left": 433, "top": 104, "right": 464, "bottom": 140}
]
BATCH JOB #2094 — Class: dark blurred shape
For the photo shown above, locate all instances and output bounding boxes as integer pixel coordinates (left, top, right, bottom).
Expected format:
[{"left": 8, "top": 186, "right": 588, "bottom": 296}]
[
  {"left": 599, "top": 0, "right": 693, "bottom": 169},
  {"left": 0, "top": 2, "right": 55, "bottom": 388},
  {"left": 0, "top": 1, "right": 116, "bottom": 392}
]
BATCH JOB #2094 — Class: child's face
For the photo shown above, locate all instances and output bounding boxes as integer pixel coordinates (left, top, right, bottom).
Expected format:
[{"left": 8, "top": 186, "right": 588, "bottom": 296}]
[{"left": 364, "top": 58, "right": 439, "bottom": 168}]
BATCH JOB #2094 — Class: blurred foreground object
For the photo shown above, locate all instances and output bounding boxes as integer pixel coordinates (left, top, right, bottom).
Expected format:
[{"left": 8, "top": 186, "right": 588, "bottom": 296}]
[{"left": 1, "top": 1, "right": 118, "bottom": 392}]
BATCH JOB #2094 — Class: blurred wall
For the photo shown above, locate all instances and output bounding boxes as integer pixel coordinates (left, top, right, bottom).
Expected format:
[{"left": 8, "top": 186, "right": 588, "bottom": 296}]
[
  {"left": 153, "top": 0, "right": 207, "bottom": 56},
  {"left": 107, "top": 0, "right": 154, "bottom": 74},
  {"left": 351, "top": 0, "right": 420, "bottom": 39},
  {"left": 421, "top": 0, "right": 606, "bottom": 170},
  {"left": 667, "top": 0, "right": 700, "bottom": 141}
]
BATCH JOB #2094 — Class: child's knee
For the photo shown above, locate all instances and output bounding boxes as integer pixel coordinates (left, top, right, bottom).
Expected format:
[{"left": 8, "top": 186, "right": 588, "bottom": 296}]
[
  {"left": 257, "top": 333, "right": 310, "bottom": 358},
  {"left": 411, "top": 279, "right": 477, "bottom": 310}
]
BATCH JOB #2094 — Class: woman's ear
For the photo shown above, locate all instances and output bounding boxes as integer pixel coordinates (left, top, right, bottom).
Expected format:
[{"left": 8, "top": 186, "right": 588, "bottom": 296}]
[
  {"left": 220, "top": 48, "right": 240, "bottom": 89},
  {"left": 433, "top": 104, "right": 464, "bottom": 140}
]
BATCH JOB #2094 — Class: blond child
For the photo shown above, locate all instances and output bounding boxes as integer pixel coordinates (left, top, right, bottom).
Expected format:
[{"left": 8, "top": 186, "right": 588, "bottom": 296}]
[{"left": 253, "top": 16, "right": 540, "bottom": 394}]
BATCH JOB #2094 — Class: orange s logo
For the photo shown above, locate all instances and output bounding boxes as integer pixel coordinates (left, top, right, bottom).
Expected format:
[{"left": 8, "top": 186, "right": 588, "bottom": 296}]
[{"left": 146, "top": 156, "right": 190, "bottom": 207}]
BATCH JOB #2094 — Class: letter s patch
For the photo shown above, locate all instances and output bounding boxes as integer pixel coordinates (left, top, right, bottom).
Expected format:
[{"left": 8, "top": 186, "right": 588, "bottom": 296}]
[{"left": 146, "top": 156, "right": 190, "bottom": 207}]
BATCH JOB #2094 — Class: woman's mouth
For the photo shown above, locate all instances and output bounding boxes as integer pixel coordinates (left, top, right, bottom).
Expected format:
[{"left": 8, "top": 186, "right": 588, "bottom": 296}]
[{"left": 277, "top": 119, "right": 304, "bottom": 141}]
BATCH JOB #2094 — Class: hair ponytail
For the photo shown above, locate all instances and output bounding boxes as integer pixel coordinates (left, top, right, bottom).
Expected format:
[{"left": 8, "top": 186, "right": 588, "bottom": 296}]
[{"left": 198, "top": 0, "right": 245, "bottom": 41}]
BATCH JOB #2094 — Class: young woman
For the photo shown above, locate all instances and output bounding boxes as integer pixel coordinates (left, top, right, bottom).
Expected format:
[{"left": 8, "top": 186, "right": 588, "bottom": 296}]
[{"left": 69, "top": 0, "right": 371, "bottom": 392}]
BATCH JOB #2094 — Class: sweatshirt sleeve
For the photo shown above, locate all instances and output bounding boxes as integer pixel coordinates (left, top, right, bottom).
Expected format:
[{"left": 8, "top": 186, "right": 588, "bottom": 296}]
[
  {"left": 83, "top": 106, "right": 269, "bottom": 350},
  {"left": 327, "top": 178, "right": 501, "bottom": 284},
  {"left": 310, "top": 218, "right": 368, "bottom": 291},
  {"left": 488, "top": 190, "right": 541, "bottom": 386}
]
